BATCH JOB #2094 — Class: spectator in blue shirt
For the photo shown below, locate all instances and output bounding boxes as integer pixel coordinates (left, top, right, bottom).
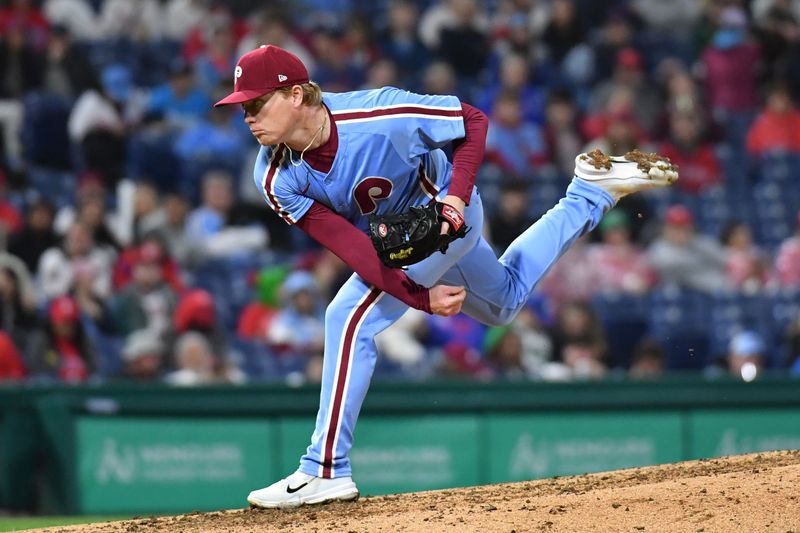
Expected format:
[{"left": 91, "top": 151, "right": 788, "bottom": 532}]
[
  {"left": 173, "top": 85, "right": 249, "bottom": 170},
  {"left": 378, "top": 0, "right": 430, "bottom": 89},
  {"left": 184, "top": 170, "right": 267, "bottom": 263},
  {"left": 477, "top": 54, "right": 549, "bottom": 126},
  {"left": 267, "top": 271, "right": 325, "bottom": 360},
  {"left": 145, "top": 60, "right": 211, "bottom": 128},
  {"left": 484, "top": 89, "right": 548, "bottom": 178}
]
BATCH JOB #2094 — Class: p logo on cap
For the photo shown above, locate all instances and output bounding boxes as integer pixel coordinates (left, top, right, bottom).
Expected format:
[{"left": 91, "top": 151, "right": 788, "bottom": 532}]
[{"left": 214, "top": 45, "right": 310, "bottom": 107}]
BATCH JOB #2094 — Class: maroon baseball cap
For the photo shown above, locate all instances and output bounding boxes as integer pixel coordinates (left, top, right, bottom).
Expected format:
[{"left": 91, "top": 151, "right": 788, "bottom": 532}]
[
  {"left": 665, "top": 205, "right": 694, "bottom": 226},
  {"left": 616, "top": 47, "right": 643, "bottom": 70},
  {"left": 50, "top": 296, "right": 80, "bottom": 324},
  {"left": 214, "top": 45, "right": 309, "bottom": 107}
]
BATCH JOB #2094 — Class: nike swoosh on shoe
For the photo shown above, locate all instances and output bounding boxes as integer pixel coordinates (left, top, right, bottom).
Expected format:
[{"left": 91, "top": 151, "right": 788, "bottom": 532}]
[{"left": 286, "top": 482, "right": 309, "bottom": 494}]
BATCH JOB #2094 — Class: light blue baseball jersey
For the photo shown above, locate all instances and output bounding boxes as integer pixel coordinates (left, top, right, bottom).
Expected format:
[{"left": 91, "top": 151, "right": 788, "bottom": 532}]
[
  {"left": 252, "top": 87, "right": 465, "bottom": 231},
  {"left": 244, "top": 84, "right": 619, "bottom": 483}
]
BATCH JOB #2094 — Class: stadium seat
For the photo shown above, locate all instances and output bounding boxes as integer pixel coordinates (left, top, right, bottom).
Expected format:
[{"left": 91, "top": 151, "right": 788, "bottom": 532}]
[
  {"left": 718, "top": 111, "right": 755, "bottom": 152},
  {"left": 131, "top": 40, "right": 182, "bottom": 88},
  {"left": 81, "top": 39, "right": 136, "bottom": 73},
  {"left": 752, "top": 182, "right": 795, "bottom": 249},
  {"left": 127, "top": 131, "right": 182, "bottom": 192},
  {"left": 757, "top": 152, "right": 797, "bottom": 183},
  {"left": 374, "top": 353, "right": 407, "bottom": 379},
  {"left": 767, "top": 290, "right": 800, "bottom": 367},
  {"left": 27, "top": 167, "right": 76, "bottom": 209},
  {"left": 81, "top": 317, "right": 124, "bottom": 379},
  {"left": 179, "top": 157, "right": 244, "bottom": 205},
  {"left": 228, "top": 336, "right": 280, "bottom": 381},
  {"left": 275, "top": 354, "right": 311, "bottom": 379},
  {"left": 529, "top": 182, "right": 563, "bottom": 218},
  {"left": 590, "top": 293, "right": 649, "bottom": 369},
  {"left": 770, "top": 289, "right": 800, "bottom": 330},
  {"left": 5, "top": 190, "right": 27, "bottom": 212},
  {"left": 716, "top": 144, "right": 749, "bottom": 191},
  {"left": 708, "top": 293, "right": 774, "bottom": 364},
  {"left": 648, "top": 288, "right": 712, "bottom": 370},
  {"left": 21, "top": 92, "right": 74, "bottom": 170},
  {"left": 695, "top": 186, "right": 733, "bottom": 239}
]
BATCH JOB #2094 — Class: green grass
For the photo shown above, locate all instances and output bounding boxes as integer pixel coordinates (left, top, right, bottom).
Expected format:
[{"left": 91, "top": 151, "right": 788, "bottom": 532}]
[{"left": 0, "top": 516, "right": 133, "bottom": 532}]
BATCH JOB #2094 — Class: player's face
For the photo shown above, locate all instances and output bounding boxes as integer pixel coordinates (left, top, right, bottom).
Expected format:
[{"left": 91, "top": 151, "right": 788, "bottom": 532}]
[{"left": 242, "top": 90, "right": 296, "bottom": 146}]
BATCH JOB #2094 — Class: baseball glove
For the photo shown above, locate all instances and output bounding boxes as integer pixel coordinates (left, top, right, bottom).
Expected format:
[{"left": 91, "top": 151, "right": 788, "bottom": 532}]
[{"left": 368, "top": 202, "right": 470, "bottom": 268}]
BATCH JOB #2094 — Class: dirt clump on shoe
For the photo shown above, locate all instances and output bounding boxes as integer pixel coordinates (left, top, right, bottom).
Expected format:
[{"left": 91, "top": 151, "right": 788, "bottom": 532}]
[
  {"left": 580, "top": 148, "right": 612, "bottom": 170},
  {"left": 624, "top": 149, "right": 679, "bottom": 174}
]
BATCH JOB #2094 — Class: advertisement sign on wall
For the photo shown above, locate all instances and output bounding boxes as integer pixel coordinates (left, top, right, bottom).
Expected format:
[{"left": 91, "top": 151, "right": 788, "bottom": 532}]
[{"left": 77, "top": 417, "right": 274, "bottom": 513}]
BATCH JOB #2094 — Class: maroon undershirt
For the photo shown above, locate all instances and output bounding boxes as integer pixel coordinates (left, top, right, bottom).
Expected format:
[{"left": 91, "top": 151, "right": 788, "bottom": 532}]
[
  {"left": 294, "top": 101, "right": 489, "bottom": 313},
  {"left": 301, "top": 105, "right": 339, "bottom": 172}
]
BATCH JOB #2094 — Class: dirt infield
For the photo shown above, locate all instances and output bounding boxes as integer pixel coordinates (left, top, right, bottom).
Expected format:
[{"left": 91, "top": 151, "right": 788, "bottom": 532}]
[{"left": 29, "top": 451, "right": 800, "bottom": 533}]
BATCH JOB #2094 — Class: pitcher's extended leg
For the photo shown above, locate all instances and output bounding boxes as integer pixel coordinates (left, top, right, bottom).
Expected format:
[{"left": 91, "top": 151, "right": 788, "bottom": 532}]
[
  {"left": 298, "top": 191, "right": 484, "bottom": 479},
  {"left": 440, "top": 150, "right": 678, "bottom": 326}
]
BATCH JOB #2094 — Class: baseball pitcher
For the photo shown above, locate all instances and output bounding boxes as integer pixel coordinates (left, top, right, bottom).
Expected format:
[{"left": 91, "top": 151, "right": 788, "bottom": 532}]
[{"left": 213, "top": 45, "right": 678, "bottom": 508}]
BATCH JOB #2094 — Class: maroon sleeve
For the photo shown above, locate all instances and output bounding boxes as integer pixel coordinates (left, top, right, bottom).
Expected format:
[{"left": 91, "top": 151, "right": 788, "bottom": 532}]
[
  {"left": 295, "top": 201, "right": 432, "bottom": 314},
  {"left": 447, "top": 101, "right": 489, "bottom": 205}
]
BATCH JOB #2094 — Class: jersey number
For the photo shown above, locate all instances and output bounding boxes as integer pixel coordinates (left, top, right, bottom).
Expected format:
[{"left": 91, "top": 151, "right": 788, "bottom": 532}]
[{"left": 354, "top": 177, "right": 393, "bottom": 215}]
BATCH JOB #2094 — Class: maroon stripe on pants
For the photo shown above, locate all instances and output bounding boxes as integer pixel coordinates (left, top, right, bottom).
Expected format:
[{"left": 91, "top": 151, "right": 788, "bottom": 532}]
[{"left": 322, "top": 287, "right": 382, "bottom": 478}]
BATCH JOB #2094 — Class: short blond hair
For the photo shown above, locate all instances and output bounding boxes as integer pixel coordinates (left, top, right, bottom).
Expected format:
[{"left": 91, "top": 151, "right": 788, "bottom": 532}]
[{"left": 276, "top": 81, "right": 322, "bottom": 106}]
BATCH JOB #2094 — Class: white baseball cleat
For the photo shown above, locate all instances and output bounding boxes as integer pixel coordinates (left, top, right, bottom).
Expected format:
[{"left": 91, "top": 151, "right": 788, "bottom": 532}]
[
  {"left": 247, "top": 470, "right": 359, "bottom": 509},
  {"left": 574, "top": 148, "right": 679, "bottom": 201}
]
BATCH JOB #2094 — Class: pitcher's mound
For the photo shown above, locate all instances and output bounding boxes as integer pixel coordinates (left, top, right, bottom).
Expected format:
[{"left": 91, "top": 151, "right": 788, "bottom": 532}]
[{"left": 30, "top": 451, "right": 800, "bottom": 533}]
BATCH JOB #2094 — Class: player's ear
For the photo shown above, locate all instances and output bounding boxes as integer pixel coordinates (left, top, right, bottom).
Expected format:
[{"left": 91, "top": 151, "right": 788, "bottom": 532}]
[{"left": 290, "top": 85, "right": 304, "bottom": 107}]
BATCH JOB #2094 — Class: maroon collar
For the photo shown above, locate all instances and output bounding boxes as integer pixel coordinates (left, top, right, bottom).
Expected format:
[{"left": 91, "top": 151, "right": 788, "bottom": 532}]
[{"left": 301, "top": 105, "right": 338, "bottom": 174}]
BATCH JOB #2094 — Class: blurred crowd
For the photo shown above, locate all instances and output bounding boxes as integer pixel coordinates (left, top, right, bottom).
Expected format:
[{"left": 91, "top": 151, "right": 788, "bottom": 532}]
[{"left": 1, "top": 0, "right": 800, "bottom": 386}]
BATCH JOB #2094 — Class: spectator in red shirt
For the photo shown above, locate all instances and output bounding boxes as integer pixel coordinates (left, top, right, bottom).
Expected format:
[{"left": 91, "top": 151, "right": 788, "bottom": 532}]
[
  {"left": 720, "top": 220, "right": 768, "bottom": 293},
  {"left": 701, "top": 7, "right": 761, "bottom": 116},
  {"left": 746, "top": 83, "right": 800, "bottom": 156},
  {"left": 773, "top": 211, "right": 800, "bottom": 288},
  {"left": 538, "top": 236, "right": 595, "bottom": 312},
  {"left": 172, "top": 288, "right": 230, "bottom": 365},
  {"left": 647, "top": 205, "right": 729, "bottom": 293},
  {"left": 28, "top": 295, "right": 95, "bottom": 382},
  {"left": 0, "top": 169, "right": 22, "bottom": 241},
  {"left": 544, "top": 90, "right": 584, "bottom": 178},
  {"left": 659, "top": 111, "right": 722, "bottom": 194},
  {"left": 0, "top": 254, "right": 39, "bottom": 357},
  {"left": 109, "top": 241, "right": 178, "bottom": 336},
  {"left": 587, "top": 47, "right": 662, "bottom": 135},
  {"left": 112, "top": 235, "right": 184, "bottom": 293},
  {"left": 0, "top": 0, "right": 50, "bottom": 51},
  {"left": 661, "top": 68, "right": 710, "bottom": 134},
  {"left": 588, "top": 209, "right": 657, "bottom": 295},
  {"left": 181, "top": 7, "right": 247, "bottom": 65},
  {"left": 583, "top": 108, "right": 645, "bottom": 157},
  {"left": 0, "top": 331, "right": 26, "bottom": 380},
  {"left": 237, "top": 265, "right": 288, "bottom": 339}
]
